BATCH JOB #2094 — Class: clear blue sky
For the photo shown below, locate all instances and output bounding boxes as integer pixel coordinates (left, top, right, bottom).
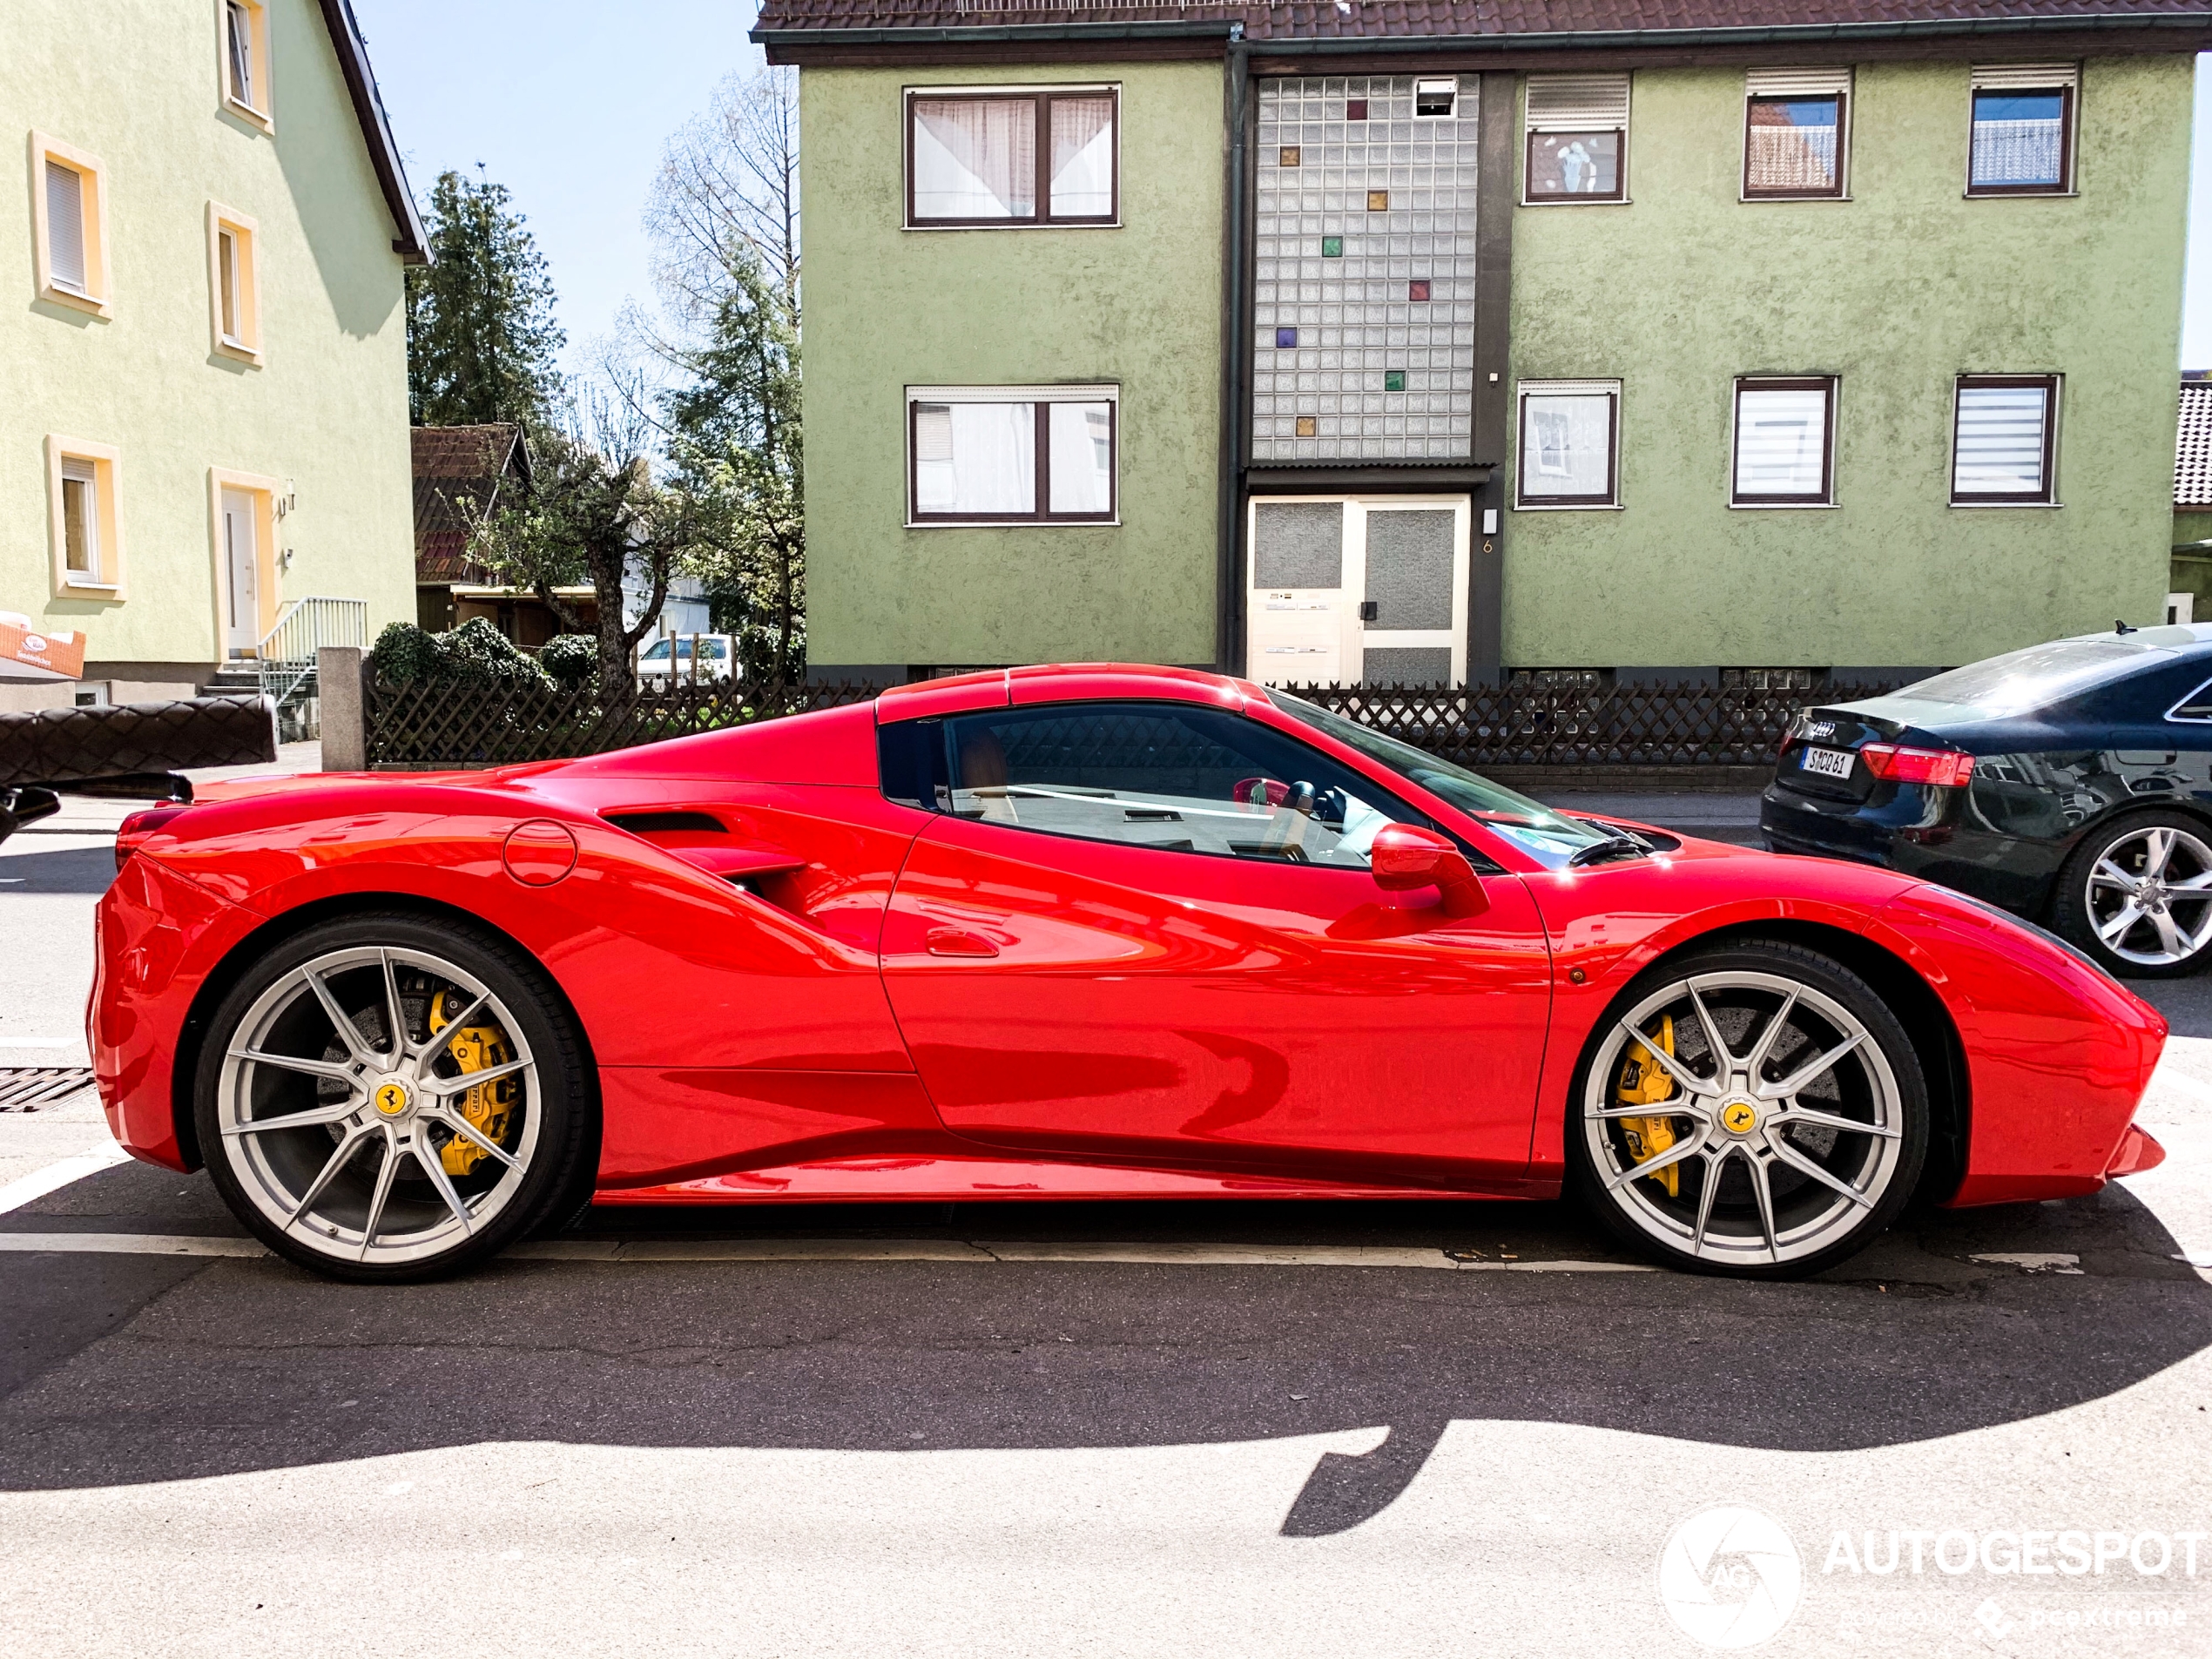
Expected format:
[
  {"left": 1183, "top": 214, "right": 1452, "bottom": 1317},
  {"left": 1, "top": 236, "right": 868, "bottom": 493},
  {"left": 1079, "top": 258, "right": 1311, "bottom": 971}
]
[
  {"left": 353, "top": 16, "right": 2212, "bottom": 373},
  {"left": 353, "top": 0, "right": 767, "bottom": 376}
]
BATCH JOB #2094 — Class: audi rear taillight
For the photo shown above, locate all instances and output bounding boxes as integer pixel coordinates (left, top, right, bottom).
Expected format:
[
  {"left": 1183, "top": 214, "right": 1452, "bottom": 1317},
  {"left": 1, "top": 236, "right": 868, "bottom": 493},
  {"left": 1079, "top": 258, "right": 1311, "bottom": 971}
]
[
  {"left": 1859, "top": 744, "right": 1974, "bottom": 788},
  {"left": 115, "top": 806, "right": 191, "bottom": 871}
]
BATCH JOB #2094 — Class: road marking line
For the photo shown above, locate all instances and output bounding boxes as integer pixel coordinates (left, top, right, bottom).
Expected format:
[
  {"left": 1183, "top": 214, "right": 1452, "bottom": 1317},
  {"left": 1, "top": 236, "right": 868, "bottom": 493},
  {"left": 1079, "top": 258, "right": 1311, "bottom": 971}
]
[
  {"left": 0, "top": 1143, "right": 133, "bottom": 1217},
  {"left": 0, "top": 1231, "right": 266, "bottom": 1257},
  {"left": 0, "top": 1231, "right": 1660, "bottom": 1271}
]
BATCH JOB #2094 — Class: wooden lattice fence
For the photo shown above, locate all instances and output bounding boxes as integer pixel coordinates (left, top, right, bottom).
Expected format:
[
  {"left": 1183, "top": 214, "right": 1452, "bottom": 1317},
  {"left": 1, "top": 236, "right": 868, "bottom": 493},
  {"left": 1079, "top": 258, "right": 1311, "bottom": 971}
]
[
  {"left": 366, "top": 678, "right": 884, "bottom": 768},
  {"left": 366, "top": 675, "right": 1906, "bottom": 772},
  {"left": 1288, "top": 679, "right": 1907, "bottom": 770}
]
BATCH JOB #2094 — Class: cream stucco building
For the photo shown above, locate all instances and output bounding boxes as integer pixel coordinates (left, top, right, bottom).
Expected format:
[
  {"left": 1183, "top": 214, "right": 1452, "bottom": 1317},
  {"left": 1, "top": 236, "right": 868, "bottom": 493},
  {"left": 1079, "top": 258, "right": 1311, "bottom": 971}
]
[{"left": 3, "top": 0, "right": 423, "bottom": 710}]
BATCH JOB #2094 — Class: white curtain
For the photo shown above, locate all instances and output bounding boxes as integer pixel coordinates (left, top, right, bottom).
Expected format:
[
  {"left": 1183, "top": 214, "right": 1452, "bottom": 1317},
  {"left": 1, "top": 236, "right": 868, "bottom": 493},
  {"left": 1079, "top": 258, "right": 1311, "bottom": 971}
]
[
  {"left": 914, "top": 99, "right": 1035, "bottom": 219},
  {"left": 1745, "top": 101, "right": 1838, "bottom": 192},
  {"left": 1734, "top": 388, "right": 1829, "bottom": 497},
  {"left": 1520, "top": 394, "right": 1611, "bottom": 496},
  {"left": 914, "top": 402, "right": 1035, "bottom": 515},
  {"left": 1047, "top": 402, "right": 1113, "bottom": 514},
  {"left": 1049, "top": 97, "right": 1114, "bottom": 218}
]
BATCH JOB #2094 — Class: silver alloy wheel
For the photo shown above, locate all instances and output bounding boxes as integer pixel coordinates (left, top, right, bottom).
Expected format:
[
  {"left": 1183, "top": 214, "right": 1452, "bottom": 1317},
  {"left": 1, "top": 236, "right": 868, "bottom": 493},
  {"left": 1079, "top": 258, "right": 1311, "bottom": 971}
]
[
  {"left": 216, "top": 946, "right": 542, "bottom": 1266},
  {"left": 2083, "top": 824, "right": 2212, "bottom": 968},
  {"left": 1581, "top": 969, "right": 1905, "bottom": 1268}
]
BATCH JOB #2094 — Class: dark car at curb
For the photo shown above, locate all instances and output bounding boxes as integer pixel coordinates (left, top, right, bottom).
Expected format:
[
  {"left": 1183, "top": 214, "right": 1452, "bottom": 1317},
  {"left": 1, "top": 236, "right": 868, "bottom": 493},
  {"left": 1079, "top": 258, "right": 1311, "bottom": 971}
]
[{"left": 1762, "top": 624, "right": 2212, "bottom": 978}]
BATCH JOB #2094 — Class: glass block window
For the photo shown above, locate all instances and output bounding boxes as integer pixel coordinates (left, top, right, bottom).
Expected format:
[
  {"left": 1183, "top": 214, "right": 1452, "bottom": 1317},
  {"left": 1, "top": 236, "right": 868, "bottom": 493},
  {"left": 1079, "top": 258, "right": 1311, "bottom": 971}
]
[
  {"left": 1516, "top": 379, "right": 1620, "bottom": 509},
  {"left": 907, "top": 385, "right": 1117, "bottom": 523},
  {"left": 1251, "top": 75, "right": 1480, "bottom": 464},
  {"left": 1732, "top": 378, "right": 1836, "bottom": 506},
  {"left": 1523, "top": 75, "right": 1629, "bottom": 204},
  {"left": 907, "top": 88, "right": 1118, "bottom": 226},
  {"left": 1968, "top": 64, "right": 2078, "bottom": 195},
  {"left": 1743, "top": 70, "right": 1851, "bottom": 199},
  {"left": 1952, "top": 375, "right": 2058, "bottom": 504}
]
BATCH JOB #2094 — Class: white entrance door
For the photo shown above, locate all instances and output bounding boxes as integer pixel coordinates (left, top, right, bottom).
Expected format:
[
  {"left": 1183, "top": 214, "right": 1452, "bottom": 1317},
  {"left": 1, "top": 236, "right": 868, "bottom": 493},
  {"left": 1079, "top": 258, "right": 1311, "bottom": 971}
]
[
  {"left": 1246, "top": 496, "right": 1470, "bottom": 686},
  {"left": 1247, "top": 500, "right": 1356, "bottom": 685},
  {"left": 221, "top": 489, "right": 259, "bottom": 657}
]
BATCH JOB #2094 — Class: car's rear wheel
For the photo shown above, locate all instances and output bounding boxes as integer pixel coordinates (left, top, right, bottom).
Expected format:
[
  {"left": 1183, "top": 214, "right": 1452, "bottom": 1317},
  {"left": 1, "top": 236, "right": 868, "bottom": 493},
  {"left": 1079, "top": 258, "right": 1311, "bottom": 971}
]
[
  {"left": 2052, "top": 810, "right": 2212, "bottom": 978},
  {"left": 194, "top": 913, "right": 594, "bottom": 1281},
  {"left": 1567, "top": 942, "right": 1927, "bottom": 1278}
]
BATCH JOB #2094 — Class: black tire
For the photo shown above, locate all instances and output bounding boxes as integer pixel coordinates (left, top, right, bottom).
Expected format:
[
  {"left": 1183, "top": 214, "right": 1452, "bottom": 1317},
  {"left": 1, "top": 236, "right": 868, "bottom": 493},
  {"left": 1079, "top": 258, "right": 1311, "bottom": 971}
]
[
  {"left": 1565, "top": 941, "right": 1929, "bottom": 1280},
  {"left": 194, "top": 911, "right": 596, "bottom": 1282},
  {"left": 2050, "top": 809, "right": 2212, "bottom": 979}
]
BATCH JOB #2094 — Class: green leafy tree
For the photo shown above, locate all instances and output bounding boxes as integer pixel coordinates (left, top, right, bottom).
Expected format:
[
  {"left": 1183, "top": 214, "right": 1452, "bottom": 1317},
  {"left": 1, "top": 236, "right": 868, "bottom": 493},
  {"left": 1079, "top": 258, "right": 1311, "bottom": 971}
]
[
  {"left": 407, "top": 170, "right": 566, "bottom": 428},
  {"left": 462, "top": 418, "right": 709, "bottom": 705}
]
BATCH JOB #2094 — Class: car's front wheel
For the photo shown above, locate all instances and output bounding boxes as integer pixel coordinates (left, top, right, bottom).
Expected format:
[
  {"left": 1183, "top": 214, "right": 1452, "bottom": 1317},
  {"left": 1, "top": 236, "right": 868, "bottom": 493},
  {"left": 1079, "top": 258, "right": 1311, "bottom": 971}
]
[
  {"left": 2052, "top": 810, "right": 2212, "bottom": 978},
  {"left": 1567, "top": 942, "right": 1928, "bottom": 1278},
  {"left": 194, "top": 913, "right": 594, "bottom": 1281}
]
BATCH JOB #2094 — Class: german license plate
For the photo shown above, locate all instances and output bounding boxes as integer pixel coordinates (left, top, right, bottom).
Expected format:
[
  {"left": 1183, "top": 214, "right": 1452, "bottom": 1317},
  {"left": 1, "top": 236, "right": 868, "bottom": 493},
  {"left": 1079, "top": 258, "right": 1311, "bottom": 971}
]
[{"left": 1798, "top": 745, "right": 1855, "bottom": 780}]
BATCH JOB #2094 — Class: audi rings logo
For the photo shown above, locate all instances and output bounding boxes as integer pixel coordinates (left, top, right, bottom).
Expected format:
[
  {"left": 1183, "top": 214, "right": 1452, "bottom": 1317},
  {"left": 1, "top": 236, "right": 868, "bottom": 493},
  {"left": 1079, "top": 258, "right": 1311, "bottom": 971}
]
[{"left": 1657, "top": 1505, "right": 1804, "bottom": 1649}]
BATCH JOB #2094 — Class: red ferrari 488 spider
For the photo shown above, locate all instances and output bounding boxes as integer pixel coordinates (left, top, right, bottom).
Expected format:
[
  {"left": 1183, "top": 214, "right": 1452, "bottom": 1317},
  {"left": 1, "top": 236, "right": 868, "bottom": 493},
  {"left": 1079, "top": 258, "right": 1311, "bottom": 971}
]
[{"left": 91, "top": 664, "right": 2167, "bottom": 1281}]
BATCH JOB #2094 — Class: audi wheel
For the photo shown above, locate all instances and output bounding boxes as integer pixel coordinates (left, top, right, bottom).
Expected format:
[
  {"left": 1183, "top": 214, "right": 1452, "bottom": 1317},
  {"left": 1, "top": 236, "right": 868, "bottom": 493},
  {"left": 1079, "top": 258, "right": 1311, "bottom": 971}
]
[{"left": 2053, "top": 811, "right": 2212, "bottom": 978}]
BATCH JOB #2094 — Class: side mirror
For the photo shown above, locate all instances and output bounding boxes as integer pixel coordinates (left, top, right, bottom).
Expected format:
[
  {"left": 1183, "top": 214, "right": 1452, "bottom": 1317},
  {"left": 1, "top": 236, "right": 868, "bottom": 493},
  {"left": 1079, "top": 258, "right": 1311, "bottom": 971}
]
[{"left": 1369, "top": 824, "right": 1488, "bottom": 917}]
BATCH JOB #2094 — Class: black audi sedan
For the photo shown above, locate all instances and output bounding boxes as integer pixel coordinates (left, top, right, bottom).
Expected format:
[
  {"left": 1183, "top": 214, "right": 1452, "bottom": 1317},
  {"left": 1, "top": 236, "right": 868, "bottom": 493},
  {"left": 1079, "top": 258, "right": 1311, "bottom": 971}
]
[{"left": 1761, "top": 624, "right": 2212, "bottom": 977}]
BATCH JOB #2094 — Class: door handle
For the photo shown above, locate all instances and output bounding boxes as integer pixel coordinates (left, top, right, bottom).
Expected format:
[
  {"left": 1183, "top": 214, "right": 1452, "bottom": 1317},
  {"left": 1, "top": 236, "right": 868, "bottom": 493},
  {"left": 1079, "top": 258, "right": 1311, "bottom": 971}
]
[{"left": 926, "top": 927, "right": 1000, "bottom": 958}]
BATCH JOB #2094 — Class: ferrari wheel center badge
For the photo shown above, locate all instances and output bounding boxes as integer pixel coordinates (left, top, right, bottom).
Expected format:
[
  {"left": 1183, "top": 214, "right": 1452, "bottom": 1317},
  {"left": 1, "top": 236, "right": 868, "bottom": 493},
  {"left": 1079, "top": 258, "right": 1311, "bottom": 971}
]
[
  {"left": 1719, "top": 1097, "right": 1760, "bottom": 1136},
  {"left": 372, "top": 1079, "right": 413, "bottom": 1118}
]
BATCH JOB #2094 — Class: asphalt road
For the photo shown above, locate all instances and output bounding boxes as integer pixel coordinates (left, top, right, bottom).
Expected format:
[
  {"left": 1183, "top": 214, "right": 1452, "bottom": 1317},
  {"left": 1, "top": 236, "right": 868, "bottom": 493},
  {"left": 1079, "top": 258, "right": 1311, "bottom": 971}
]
[{"left": 3, "top": 786, "right": 2209, "bottom": 1657}]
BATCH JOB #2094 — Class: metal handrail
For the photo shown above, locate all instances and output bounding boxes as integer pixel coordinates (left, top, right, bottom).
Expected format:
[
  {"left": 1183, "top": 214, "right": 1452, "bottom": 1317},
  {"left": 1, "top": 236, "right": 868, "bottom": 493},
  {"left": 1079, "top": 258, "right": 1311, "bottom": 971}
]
[{"left": 256, "top": 597, "right": 368, "bottom": 710}]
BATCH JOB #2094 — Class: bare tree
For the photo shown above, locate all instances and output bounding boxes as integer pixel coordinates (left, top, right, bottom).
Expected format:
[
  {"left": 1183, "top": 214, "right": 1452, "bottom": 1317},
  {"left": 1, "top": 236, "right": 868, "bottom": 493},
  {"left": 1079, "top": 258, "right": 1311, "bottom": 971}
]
[
  {"left": 637, "top": 63, "right": 806, "bottom": 687},
  {"left": 646, "top": 65, "right": 799, "bottom": 322}
]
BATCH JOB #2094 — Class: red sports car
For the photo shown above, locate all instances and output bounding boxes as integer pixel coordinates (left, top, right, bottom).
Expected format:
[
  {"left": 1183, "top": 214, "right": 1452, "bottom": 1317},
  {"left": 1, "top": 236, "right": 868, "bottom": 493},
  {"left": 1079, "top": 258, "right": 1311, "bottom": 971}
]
[{"left": 91, "top": 664, "right": 2168, "bottom": 1282}]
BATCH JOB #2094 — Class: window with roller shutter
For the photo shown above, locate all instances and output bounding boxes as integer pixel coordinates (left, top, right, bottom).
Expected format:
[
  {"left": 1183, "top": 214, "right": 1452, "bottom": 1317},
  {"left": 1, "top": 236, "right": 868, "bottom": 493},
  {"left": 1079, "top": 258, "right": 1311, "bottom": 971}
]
[{"left": 1523, "top": 75, "right": 1629, "bottom": 205}]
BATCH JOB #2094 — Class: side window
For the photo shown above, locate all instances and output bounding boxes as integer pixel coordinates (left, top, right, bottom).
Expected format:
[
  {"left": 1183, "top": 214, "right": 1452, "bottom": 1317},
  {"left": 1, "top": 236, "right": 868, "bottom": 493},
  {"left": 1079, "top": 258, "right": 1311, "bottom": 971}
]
[
  {"left": 934, "top": 702, "right": 1420, "bottom": 869},
  {"left": 2164, "top": 675, "right": 2212, "bottom": 725}
]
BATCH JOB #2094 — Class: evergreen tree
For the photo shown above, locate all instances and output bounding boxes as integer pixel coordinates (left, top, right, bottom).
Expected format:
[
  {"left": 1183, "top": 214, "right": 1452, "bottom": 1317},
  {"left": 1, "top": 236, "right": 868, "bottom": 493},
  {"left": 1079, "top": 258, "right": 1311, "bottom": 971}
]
[{"left": 407, "top": 170, "right": 566, "bottom": 428}]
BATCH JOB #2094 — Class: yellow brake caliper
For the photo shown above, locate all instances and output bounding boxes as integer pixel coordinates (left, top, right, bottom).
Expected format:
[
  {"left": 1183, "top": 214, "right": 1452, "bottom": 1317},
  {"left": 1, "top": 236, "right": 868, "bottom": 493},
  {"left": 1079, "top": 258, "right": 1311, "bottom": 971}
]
[
  {"left": 1617, "top": 1015, "right": 1682, "bottom": 1197},
  {"left": 428, "top": 993, "right": 516, "bottom": 1177}
]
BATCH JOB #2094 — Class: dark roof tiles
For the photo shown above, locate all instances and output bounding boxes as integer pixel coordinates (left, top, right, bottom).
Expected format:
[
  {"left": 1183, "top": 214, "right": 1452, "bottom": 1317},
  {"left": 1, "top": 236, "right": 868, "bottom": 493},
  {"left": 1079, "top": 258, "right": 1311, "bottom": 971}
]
[
  {"left": 754, "top": 0, "right": 2212, "bottom": 42},
  {"left": 2177, "top": 381, "right": 2212, "bottom": 509}
]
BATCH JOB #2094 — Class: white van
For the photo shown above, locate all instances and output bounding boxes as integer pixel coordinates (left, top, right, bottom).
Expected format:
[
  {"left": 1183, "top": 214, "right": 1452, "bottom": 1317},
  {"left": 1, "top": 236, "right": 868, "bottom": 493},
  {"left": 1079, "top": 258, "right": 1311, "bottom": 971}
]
[{"left": 637, "top": 634, "right": 736, "bottom": 682}]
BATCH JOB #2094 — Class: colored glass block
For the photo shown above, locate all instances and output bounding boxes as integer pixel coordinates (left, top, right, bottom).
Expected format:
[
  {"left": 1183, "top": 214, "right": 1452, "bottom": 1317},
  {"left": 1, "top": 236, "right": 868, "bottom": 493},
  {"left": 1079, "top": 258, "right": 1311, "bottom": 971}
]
[
  {"left": 1408, "top": 280, "right": 1432, "bottom": 301},
  {"left": 1346, "top": 98, "right": 1368, "bottom": 121},
  {"left": 1384, "top": 369, "right": 1406, "bottom": 392},
  {"left": 1276, "top": 327, "right": 1298, "bottom": 348},
  {"left": 1295, "top": 416, "right": 1318, "bottom": 438},
  {"left": 1321, "top": 236, "right": 1343, "bottom": 258},
  {"left": 1366, "top": 189, "right": 1389, "bottom": 211},
  {"left": 1279, "top": 145, "right": 1301, "bottom": 167}
]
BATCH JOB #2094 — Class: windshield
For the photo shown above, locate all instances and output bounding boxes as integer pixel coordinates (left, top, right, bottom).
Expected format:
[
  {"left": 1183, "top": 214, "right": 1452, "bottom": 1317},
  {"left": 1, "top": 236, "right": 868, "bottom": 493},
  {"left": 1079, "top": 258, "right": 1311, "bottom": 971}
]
[
  {"left": 1266, "top": 690, "right": 1616, "bottom": 867},
  {"left": 1893, "top": 637, "right": 2155, "bottom": 718}
]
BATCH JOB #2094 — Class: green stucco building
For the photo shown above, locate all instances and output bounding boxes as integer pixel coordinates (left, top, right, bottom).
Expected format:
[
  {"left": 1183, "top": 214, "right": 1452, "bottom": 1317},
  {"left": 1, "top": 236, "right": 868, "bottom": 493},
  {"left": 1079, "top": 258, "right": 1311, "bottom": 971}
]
[
  {"left": 759, "top": 1, "right": 2209, "bottom": 688},
  {"left": 2, "top": 0, "right": 423, "bottom": 710}
]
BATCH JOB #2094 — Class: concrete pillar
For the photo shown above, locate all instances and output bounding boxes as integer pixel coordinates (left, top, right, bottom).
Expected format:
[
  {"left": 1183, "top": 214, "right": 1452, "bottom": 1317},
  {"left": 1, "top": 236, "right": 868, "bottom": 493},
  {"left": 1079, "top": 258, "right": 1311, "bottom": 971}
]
[{"left": 318, "top": 645, "right": 367, "bottom": 772}]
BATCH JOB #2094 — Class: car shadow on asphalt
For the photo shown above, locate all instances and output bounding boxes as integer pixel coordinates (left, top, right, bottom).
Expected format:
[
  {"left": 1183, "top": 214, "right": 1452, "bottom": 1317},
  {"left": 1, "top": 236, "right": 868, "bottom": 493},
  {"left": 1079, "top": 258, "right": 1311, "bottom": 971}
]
[
  {"left": 0, "top": 1166, "right": 2204, "bottom": 1538},
  {"left": 0, "top": 844, "right": 116, "bottom": 895}
]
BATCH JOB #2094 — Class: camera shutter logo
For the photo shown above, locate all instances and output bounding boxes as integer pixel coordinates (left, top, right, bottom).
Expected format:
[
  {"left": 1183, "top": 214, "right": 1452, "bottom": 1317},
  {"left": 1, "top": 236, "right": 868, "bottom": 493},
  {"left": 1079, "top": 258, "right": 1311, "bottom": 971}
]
[{"left": 1656, "top": 1505, "right": 1804, "bottom": 1649}]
